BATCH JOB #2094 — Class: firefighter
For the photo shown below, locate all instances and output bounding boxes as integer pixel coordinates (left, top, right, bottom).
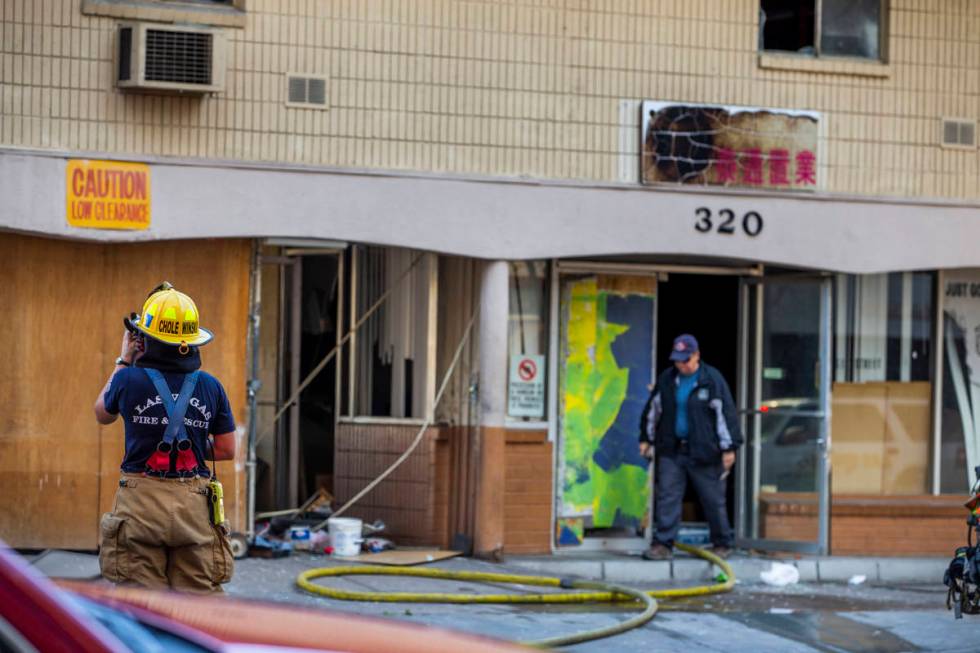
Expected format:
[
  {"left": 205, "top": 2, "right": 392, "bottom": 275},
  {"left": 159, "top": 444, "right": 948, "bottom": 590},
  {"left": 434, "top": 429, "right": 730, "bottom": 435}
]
[{"left": 94, "top": 283, "right": 236, "bottom": 592}]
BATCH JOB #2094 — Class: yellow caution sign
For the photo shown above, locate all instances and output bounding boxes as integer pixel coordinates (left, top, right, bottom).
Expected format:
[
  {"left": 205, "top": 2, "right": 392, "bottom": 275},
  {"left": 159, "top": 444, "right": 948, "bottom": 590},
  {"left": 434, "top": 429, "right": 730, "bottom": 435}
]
[{"left": 66, "top": 159, "right": 151, "bottom": 230}]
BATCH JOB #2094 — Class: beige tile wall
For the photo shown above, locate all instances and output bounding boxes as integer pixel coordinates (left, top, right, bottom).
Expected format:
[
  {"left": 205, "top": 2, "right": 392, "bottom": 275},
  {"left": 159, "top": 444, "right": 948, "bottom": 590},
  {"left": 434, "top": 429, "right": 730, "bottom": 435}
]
[{"left": 1, "top": 0, "right": 978, "bottom": 199}]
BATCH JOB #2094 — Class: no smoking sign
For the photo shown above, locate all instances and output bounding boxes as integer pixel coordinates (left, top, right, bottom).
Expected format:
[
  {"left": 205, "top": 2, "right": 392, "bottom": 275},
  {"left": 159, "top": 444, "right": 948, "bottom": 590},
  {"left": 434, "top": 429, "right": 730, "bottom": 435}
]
[
  {"left": 517, "top": 358, "right": 537, "bottom": 381},
  {"left": 509, "top": 354, "right": 545, "bottom": 418}
]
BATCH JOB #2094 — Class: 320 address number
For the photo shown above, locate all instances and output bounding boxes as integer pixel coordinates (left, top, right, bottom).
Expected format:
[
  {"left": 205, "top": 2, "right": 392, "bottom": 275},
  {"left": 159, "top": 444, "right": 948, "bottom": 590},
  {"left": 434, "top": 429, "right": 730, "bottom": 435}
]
[{"left": 694, "top": 208, "right": 763, "bottom": 237}]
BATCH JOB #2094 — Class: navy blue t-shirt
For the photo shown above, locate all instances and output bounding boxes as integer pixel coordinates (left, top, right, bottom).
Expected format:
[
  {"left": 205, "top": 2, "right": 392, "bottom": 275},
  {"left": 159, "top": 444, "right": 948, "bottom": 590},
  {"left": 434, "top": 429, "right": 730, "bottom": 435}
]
[{"left": 104, "top": 367, "right": 236, "bottom": 475}]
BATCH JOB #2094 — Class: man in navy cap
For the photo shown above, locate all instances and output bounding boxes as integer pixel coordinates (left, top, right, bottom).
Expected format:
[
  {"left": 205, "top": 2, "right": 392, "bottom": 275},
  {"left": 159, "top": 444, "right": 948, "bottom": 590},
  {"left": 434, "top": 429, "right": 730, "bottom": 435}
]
[{"left": 639, "top": 334, "right": 741, "bottom": 559}]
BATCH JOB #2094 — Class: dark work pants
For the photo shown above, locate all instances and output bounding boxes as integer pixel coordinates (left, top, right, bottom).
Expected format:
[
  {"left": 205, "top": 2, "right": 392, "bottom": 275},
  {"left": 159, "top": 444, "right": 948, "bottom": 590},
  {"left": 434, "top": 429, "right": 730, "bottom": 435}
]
[{"left": 654, "top": 451, "right": 733, "bottom": 548}]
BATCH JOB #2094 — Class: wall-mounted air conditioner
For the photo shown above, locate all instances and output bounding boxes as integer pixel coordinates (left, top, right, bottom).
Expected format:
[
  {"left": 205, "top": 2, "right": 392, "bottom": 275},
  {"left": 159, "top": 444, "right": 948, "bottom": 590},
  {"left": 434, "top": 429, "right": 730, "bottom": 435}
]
[{"left": 117, "top": 22, "right": 226, "bottom": 94}]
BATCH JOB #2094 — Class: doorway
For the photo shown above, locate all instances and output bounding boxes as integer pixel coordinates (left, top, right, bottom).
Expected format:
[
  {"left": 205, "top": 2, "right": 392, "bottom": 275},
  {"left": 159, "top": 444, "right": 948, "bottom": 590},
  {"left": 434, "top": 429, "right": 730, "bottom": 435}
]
[
  {"left": 256, "top": 247, "right": 342, "bottom": 512},
  {"left": 296, "top": 255, "right": 340, "bottom": 500},
  {"left": 655, "top": 273, "right": 740, "bottom": 534},
  {"left": 553, "top": 263, "right": 749, "bottom": 551}
]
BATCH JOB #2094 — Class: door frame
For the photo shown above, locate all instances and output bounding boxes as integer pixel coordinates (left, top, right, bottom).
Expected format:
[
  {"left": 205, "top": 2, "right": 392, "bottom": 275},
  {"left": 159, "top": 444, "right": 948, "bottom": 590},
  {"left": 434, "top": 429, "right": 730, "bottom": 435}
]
[
  {"left": 735, "top": 274, "right": 833, "bottom": 555},
  {"left": 257, "top": 239, "right": 346, "bottom": 511},
  {"left": 550, "top": 260, "right": 760, "bottom": 552}
]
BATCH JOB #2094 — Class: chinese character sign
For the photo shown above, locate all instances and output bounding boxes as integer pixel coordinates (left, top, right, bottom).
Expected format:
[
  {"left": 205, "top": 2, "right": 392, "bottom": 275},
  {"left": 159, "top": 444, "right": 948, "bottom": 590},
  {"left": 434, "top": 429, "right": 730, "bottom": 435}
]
[{"left": 640, "top": 102, "right": 819, "bottom": 190}]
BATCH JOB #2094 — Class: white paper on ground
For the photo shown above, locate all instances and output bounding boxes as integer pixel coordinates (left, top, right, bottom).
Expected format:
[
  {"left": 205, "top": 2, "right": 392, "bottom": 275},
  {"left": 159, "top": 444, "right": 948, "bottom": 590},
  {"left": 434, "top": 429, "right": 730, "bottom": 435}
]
[{"left": 759, "top": 562, "right": 800, "bottom": 587}]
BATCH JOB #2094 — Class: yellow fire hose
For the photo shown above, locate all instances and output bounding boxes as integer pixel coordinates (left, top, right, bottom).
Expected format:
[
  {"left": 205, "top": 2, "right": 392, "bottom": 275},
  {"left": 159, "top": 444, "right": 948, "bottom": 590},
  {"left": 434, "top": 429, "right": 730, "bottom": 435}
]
[{"left": 296, "top": 542, "right": 734, "bottom": 648}]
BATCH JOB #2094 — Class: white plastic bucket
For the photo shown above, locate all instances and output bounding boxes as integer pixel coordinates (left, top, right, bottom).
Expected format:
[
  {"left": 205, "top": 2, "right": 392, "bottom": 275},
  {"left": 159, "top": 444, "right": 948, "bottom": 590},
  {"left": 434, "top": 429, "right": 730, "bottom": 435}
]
[{"left": 328, "top": 517, "right": 363, "bottom": 557}]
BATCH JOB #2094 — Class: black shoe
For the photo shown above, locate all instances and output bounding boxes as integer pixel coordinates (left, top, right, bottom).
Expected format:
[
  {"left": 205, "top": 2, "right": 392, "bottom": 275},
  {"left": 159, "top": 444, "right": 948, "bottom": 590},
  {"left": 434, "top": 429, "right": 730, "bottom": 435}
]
[{"left": 642, "top": 543, "right": 673, "bottom": 560}]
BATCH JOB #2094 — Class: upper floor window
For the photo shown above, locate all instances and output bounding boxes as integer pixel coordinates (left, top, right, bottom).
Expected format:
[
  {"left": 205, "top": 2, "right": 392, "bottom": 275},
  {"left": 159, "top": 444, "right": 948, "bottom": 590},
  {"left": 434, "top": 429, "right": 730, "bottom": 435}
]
[
  {"left": 82, "top": 0, "right": 246, "bottom": 28},
  {"left": 760, "top": 0, "right": 883, "bottom": 61}
]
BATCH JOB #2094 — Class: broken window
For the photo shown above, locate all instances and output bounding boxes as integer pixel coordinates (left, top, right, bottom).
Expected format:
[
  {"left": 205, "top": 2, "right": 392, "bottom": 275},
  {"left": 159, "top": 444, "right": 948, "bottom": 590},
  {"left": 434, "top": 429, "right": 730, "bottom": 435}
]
[
  {"left": 760, "top": 0, "right": 883, "bottom": 60},
  {"left": 760, "top": 0, "right": 816, "bottom": 54},
  {"left": 346, "top": 246, "right": 437, "bottom": 420}
]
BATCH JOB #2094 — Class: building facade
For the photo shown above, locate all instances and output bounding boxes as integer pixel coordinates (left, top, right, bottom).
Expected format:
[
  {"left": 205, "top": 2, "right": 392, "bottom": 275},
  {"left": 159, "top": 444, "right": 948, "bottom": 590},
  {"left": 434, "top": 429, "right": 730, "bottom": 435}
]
[{"left": 3, "top": 0, "right": 980, "bottom": 556}]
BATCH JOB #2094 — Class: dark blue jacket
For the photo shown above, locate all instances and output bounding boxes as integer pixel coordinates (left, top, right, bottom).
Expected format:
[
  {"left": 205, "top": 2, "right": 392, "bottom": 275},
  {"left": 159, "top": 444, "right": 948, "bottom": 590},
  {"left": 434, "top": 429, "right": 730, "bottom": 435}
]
[{"left": 639, "top": 362, "right": 742, "bottom": 464}]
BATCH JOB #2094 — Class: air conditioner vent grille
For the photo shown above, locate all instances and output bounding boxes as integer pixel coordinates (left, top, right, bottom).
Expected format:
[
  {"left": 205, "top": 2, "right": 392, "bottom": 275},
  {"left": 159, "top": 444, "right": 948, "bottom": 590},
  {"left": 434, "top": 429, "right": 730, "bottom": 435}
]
[
  {"left": 288, "top": 76, "right": 307, "bottom": 103},
  {"left": 308, "top": 78, "right": 326, "bottom": 105},
  {"left": 144, "top": 29, "right": 213, "bottom": 85},
  {"left": 942, "top": 118, "right": 976, "bottom": 148},
  {"left": 285, "top": 74, "right": 329, "bottom": 109}
]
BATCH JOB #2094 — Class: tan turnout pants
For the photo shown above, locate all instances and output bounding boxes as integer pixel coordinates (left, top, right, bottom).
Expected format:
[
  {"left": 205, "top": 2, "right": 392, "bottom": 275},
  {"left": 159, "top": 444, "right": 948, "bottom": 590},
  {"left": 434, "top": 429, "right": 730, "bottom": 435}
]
[{"left": 99, "top": 473, "right": 234, "bottom": 593}]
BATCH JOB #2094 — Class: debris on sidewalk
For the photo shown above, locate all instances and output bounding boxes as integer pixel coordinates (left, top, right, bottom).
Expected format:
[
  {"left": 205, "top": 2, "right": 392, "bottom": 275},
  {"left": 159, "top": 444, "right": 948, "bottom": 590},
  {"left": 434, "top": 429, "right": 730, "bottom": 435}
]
[
  {"left": 362, "top": 519, "right": 387, "bottom": 536},
  {"left": 248, "top": 535, "right": 293, "bottom": 559},
  {"left": 249, "top": 489, "right": 342, "bottom": 558},
  {"left": 676, "top": 526, "right": 710, "bottom": 546},
  {"left": 848, "top": 574, "right": 867, "bottom": 585},
  {"left": 288, "top": 526, "right": 312, "bottom": 550},
  {"left": 255, "top": 488, "right": 333, "bottom": 523},
  {"left": 760, "top": 562, "right": 800, "bottom": 587},
  {"left": 364, "top": 537, "right": 395, "bottom": 553}
]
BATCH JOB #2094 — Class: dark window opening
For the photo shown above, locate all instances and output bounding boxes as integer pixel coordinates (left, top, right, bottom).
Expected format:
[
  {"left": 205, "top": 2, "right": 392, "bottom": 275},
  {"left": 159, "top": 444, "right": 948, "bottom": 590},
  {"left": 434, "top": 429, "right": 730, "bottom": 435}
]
[
  {"left": 760, "top": 0, "right": 816, "bottom": 54},
  {"left": 349, "top": 247, "right": 433, "bottom": 419}
]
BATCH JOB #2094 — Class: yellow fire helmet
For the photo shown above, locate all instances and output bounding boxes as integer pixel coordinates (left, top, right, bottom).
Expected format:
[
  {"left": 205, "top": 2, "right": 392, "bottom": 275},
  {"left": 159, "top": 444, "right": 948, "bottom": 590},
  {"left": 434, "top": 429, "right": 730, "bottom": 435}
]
[{"left": 137, "top": 285, "right": 214, "bottom": 349}]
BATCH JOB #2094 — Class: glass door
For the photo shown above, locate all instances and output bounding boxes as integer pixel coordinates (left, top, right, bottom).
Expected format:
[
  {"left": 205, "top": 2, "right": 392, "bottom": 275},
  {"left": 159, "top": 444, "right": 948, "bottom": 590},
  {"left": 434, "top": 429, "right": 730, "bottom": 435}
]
[{"left": 736, "top": 276, "right": 832, "bottom": 554}]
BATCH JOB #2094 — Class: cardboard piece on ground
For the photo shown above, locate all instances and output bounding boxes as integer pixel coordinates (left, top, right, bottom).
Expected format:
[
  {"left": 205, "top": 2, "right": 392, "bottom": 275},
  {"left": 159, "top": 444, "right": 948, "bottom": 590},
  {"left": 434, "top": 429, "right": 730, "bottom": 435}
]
[{"left": 337, "top": 549, "right": 462, "bottom": 566}]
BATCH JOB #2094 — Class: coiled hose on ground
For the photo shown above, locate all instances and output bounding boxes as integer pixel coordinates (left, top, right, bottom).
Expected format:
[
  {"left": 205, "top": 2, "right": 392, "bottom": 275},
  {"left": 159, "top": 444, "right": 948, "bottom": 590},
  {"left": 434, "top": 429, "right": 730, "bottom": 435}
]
[{"left": 296, "top": 542, "right": 734, "bottom": 648}]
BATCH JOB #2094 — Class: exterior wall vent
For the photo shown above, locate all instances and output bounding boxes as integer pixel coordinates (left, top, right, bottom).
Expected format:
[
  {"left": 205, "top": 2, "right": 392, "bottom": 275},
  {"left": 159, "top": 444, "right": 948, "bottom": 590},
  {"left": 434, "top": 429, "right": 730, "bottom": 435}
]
[
  {"left": 117, "top": 22, "right": 226, "bottom": 94},
  {"left": 942, "top": 118, "right": 976, "bottom": 149},
  {"left": 286, "top": 74, "right": 329, "bottom": 109}
]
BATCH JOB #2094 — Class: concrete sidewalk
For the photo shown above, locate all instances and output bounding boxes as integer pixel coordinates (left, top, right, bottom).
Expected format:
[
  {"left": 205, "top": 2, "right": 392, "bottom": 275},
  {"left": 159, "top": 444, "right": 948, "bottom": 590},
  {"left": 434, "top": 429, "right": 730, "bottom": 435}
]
[
  {"left": 20, "top": 547, "right": 949, "bottom": 586},
  {"left": 506, "top": 551, "right": 949, "bottom": 586}
]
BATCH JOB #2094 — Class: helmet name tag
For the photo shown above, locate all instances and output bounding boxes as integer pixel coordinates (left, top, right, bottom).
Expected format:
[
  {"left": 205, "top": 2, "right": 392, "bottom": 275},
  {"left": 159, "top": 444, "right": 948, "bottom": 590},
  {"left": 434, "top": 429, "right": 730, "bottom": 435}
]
[
  {"left": 182, "top": 320, "right": 198, "bottom": 335},
  {"left": 157, "top": 318, "right": 181, "bottom": 335}
]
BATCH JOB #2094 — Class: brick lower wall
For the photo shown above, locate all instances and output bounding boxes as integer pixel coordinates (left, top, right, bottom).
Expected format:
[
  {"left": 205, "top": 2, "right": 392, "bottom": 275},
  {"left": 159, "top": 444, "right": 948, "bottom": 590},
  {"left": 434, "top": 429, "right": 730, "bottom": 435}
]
[
  {"left": 762, "top": 493, "right": 966, "bottom": 556},
  {"left": 334, "top": 422, "right": 443, "bottom": 547},
  {"left": 503, "top": 430, "right": 553, "bottom": 554},
  {"left": 335, "top": 424, "right": 552, "bottom": 553}
]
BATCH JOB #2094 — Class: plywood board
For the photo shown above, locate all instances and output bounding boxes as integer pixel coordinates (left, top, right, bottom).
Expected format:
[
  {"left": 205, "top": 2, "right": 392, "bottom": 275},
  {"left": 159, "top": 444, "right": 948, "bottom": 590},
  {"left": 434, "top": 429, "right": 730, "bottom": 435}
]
[
  {"left": 882, "top": 381, "right": 931, "bottom": 494},
  {"left": 0, "top": 235, "right": 105, "bottom": 549},
  {"left": 831, "top": 382, "right": 886, "bottom": 494},
  {"left": 337, "top": 549, "right": 462, "bottom": 566},
  {"left": 0, "top": 234, "right": 251, "bottom": 550}
]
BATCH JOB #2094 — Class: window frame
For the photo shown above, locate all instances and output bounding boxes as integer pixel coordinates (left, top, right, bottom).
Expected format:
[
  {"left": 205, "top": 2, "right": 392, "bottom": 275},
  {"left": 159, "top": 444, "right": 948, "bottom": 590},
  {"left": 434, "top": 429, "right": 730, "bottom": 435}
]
[
  {"left": 760, "top": 0, "right": 888, "bottom": 63},
  {"left": 82, "top": 0, "right": 247, "bottom": 29},
  {"left": 340, "top": 246, "right": 438, "bottom": 424}
]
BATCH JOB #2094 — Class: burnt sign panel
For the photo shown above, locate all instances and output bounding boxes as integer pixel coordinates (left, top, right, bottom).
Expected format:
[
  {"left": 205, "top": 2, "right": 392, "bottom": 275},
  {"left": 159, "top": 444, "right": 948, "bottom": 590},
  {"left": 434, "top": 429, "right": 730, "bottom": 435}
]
[{"left": 640, "top": 101, "right": 819, "bottom": 190}]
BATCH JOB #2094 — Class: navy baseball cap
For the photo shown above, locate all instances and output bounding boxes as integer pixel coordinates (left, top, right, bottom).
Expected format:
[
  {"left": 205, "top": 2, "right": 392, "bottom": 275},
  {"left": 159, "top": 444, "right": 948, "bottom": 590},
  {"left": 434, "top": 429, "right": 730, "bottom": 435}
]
[{"left": 669, "top": 334, "right": 699, "bottom": 361}]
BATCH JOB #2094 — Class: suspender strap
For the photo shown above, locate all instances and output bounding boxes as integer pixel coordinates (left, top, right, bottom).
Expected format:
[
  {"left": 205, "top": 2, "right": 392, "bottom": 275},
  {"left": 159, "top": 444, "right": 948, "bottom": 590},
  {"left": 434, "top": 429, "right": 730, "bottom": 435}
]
[{"left": 144, "top": 368, "right": 200, "bottom": 445}]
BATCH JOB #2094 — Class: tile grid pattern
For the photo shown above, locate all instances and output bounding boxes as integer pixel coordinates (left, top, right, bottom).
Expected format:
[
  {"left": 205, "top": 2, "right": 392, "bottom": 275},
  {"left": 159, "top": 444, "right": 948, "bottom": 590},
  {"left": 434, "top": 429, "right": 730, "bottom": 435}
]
[{"left": 1, "top": 0, "right": 978, "bottom": 198}]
